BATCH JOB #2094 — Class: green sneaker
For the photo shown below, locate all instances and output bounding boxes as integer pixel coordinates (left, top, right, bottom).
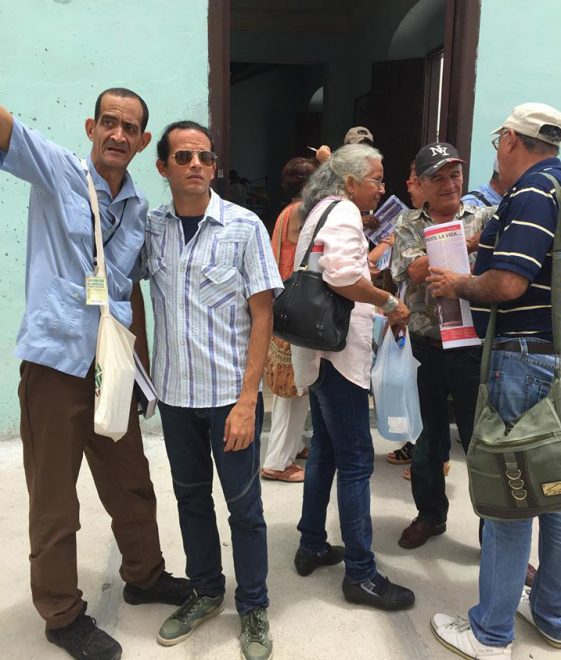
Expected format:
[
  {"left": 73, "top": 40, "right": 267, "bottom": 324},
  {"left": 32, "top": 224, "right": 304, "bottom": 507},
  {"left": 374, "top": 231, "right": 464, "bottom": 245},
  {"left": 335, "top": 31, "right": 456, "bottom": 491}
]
[
  {"left": 157, "top": 591, "right": 224, "bottom": 646},
  {"left": 239, "top": 607, "right": 273, "bottom": 660}
]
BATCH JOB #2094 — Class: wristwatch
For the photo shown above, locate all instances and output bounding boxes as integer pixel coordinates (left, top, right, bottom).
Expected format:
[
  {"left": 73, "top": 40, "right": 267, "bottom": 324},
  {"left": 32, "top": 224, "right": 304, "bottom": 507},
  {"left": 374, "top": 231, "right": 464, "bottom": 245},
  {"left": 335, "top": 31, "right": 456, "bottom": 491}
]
[{"left": 382, "top": 294, "right": 399, "bottom": 313}]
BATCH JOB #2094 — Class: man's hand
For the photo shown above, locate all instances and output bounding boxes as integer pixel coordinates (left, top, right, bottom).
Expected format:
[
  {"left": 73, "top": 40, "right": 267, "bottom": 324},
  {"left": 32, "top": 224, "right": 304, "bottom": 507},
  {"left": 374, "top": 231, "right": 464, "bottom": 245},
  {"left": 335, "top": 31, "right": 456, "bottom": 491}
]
[
  {"left": 316, "top": 145, "right": 332, "bottom": 163},
  {"left": 466, "top": 231, "right": 481, "bottom": 254},
  {"left": 427, "top": 267, "right": 468, "bottom": 299},
  {"left": 224, "top": 399, "right": 256, "bottom": 452},
  {"left": 0, "top": 106, "right": 14, "bottom": 152}
]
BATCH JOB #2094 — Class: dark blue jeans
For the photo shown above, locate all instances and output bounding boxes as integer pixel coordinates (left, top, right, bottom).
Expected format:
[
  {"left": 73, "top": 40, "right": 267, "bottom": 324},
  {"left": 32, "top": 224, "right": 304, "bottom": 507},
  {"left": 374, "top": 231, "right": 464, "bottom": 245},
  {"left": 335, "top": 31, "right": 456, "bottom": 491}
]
[
  {"left": 159, "top": 396, "right": 268, "bottom": 614},
  {"left": 298, "top": 359, "right": 376, "bottom": 583},
  {"left": 410, "top": 338, "right": 481, "bottom": 525}
]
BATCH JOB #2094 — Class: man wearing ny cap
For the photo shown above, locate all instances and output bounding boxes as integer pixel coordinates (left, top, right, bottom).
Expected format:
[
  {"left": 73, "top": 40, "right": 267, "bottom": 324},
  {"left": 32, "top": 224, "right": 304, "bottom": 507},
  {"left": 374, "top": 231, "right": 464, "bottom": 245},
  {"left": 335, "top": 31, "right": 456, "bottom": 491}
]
[
  {"left": 428, "top": 102, "right": 561, "bottom": 657},
  {"left": 391, "top": 142, "right": 494, "bottom": 550}
]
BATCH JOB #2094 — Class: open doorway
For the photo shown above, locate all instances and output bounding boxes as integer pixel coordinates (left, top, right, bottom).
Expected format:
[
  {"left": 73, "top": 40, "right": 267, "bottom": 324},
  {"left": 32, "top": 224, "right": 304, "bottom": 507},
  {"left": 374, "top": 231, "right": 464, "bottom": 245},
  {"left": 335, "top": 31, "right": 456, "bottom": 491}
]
[{"left": 209, "top": 0, "right": 480, "bottom": 228}]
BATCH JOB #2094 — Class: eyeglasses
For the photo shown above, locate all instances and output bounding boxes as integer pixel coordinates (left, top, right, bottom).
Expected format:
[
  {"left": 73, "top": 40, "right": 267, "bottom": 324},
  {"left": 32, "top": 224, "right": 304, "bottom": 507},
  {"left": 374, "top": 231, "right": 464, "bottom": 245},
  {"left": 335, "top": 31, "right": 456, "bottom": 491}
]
[
  {"left": 363, "top": 177, "right": 385, "bottom": 188},
  {"left": 171, "top": 150, "right": 217, "bottom": 166},
  {"left": 492, "top": 130, "right": 508, "bottom": 150}
]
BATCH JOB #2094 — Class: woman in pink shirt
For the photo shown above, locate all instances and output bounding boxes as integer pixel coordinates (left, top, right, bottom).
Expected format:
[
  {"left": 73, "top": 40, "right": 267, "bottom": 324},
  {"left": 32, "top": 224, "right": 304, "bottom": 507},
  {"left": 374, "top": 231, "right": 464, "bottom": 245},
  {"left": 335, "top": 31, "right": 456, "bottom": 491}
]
[{"left": 291, "top": 144, "right": 414, "bottom": 611}]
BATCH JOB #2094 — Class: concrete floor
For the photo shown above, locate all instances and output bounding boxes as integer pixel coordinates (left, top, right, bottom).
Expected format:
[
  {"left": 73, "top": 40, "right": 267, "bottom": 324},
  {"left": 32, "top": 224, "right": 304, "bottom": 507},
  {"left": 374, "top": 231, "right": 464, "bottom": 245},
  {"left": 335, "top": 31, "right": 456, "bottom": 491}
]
[{"left": 0, "top": 413, "right": 551, "bottom": 660}]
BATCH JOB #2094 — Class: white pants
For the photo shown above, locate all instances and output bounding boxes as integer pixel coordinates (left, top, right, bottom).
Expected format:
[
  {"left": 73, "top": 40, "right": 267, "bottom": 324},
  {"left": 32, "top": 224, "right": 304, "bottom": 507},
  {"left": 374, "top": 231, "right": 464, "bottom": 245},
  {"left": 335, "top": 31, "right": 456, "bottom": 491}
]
[{"left": 263, "top": 394, "right": 309, "bottom": 471}]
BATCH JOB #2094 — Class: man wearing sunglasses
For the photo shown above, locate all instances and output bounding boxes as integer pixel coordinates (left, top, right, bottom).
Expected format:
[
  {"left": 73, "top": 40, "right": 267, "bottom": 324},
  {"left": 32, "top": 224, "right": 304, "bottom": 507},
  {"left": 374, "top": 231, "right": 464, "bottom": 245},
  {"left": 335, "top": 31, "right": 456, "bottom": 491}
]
[
  {"left": 144, "top": 120, "right": 282, "bottom": 660},
  {"left": 0, "top": 89, "right": 191, "bottom": 660}
]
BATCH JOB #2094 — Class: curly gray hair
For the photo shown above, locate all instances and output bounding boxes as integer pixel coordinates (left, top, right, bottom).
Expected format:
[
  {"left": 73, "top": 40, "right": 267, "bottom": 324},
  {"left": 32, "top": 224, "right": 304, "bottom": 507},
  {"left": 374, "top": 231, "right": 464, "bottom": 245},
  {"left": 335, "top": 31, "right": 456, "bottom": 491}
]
[{"left": 299, "top": 143, "right": 383, "bottom": 219}]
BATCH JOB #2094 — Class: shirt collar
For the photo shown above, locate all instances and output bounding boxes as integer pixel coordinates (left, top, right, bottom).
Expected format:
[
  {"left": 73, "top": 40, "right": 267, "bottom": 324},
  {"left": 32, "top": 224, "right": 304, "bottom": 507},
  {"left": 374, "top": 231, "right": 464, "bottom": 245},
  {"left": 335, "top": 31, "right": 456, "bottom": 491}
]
[
  {"left": 512, "top": 157, "right": 561, "bottom": 188},
  {"left": 163, "top": 188, "right": 224, "bottom": 225},
  {"left": 418, "top": 201, "right": 471, "bottom": 222},
  {"left": 86, "top": 155, "right": 141, "bottom": 203}
]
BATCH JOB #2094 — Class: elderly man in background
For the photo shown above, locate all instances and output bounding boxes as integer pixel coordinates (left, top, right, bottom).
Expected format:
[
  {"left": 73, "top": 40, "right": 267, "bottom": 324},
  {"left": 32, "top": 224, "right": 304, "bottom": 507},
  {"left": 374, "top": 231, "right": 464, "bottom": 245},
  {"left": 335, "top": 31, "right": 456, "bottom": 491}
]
[
  {"left": 429, "top": 102, "right": 561, "bottom": 658},
  {"left": 391, "top": 142, "right": 494, "bottom": 550}
]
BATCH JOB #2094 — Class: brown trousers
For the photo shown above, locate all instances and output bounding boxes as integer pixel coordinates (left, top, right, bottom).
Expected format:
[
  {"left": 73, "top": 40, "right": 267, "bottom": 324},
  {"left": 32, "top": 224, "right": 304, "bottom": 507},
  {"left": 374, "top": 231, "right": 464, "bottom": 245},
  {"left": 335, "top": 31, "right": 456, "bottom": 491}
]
[{"left": 19, "top": 361, "right": 165, "bottom": 629}]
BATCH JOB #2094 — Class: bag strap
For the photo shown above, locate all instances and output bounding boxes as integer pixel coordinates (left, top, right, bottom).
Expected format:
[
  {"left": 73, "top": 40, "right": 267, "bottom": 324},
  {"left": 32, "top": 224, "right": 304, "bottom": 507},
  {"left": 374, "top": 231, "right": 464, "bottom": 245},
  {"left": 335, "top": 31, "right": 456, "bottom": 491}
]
[
  {"left": 296, "top": 200, "right": 340, "bottom": 270},
  {"left": 465, "top": 189, "right": 493, "bottom": 207},
  {"left": 82, "top": 160, "right": 110, "bottom": 318},
  {"left": 480, "top": 172, "right": 561, "bottom": 384}
]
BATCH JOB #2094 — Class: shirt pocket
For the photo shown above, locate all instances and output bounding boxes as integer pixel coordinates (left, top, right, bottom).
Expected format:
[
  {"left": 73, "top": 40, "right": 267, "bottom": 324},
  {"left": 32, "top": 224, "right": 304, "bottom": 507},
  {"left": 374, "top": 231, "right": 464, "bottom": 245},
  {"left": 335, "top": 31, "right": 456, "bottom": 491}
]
[
  {"left": 63, "top": 189, "right": 92, "bottom": 238},
  {"left": 215, "top": 238, "right": 243, "bottom": 269},
  {"left": 199, "top": 264, "right": 242, "bottom": 308},
  {"left": 35, "top": 276, "right": 84, "bottom": 340}
]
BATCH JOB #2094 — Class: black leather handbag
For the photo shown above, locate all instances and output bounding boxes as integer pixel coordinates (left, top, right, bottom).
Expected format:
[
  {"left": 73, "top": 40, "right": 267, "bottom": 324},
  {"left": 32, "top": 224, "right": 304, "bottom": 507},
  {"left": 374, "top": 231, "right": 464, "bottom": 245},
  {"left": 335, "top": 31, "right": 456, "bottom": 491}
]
[{"left": 273, "top": 200, "right": 355, "bottom": 352}]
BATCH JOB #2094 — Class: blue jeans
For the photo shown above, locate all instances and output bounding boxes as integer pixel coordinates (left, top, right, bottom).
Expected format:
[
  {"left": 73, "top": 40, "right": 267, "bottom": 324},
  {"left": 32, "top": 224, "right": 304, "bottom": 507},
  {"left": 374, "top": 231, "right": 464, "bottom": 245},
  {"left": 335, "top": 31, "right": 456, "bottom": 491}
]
[
  {"left": 159, "top": 396, "right": 268, "bottom": 614},
  {"left": 469, "top": 337, "right": 561, "bottom": 645},
  {"left": 297, "top": 359, "right": 376, "bottom": 582}
]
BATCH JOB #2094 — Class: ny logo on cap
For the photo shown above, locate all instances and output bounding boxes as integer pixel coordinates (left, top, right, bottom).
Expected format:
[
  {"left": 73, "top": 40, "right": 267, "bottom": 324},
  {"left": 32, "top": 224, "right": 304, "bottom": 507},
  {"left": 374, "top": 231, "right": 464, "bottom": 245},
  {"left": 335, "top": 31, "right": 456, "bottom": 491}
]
[{"left": 429, "top": 145, "right": 449, "bottom": 157}]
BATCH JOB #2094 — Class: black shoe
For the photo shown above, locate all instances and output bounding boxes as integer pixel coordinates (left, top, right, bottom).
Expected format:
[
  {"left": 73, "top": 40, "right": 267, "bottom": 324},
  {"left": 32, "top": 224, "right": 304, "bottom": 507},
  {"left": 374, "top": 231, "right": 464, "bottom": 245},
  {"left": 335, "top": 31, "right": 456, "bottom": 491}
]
[
  {"left": 342, "top": 575, "right": 415, "bottom": 611},
  {"left": 123, "top": 570, "right": 192, "bottom": 606},
  {"left": 46, "top": 607, "right": 122, "bottom": 660},
  {"left": 294, "top": 543, "right": 345, "bottom": 576}
]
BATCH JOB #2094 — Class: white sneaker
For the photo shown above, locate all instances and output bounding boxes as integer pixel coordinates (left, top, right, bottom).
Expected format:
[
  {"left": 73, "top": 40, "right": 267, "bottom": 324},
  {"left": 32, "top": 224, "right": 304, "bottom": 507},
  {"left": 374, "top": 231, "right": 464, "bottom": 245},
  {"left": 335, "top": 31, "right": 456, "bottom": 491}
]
[
  {"left": 516, "top": 588, "right": 561, "bottom": 648},
  {"left": 430, "top": 613, "right": 512, "bottom": 658}
]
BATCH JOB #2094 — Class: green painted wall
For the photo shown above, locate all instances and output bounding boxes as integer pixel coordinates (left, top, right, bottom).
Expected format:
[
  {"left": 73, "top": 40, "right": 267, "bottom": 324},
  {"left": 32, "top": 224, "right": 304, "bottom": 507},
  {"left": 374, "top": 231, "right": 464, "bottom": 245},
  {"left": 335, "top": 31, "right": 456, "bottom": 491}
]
[
  {"left": 0, "top": 0, "right": 209, "bottom": 437},
  {"left": 469, "top": 0, "right": 561, "bottom": 188}
]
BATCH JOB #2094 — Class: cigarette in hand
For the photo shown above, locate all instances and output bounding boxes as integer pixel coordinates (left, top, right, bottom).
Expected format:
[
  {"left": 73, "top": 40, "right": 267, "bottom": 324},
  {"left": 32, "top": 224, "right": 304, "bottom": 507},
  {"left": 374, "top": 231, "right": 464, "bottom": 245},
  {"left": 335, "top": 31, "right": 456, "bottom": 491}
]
[{"left": 306, "top": 146, "right": 318, "bottom": 153}]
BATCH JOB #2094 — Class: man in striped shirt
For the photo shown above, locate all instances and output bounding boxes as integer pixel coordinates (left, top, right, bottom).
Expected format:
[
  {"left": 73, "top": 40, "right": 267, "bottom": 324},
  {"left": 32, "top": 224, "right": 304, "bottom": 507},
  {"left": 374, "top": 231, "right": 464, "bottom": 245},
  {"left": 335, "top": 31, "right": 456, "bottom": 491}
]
[
  {"left": 143, "top": 120, "right": 282, "bottom": 660},
  {"left": 428, "top": 103, "right": 561, "bottom": 658}
]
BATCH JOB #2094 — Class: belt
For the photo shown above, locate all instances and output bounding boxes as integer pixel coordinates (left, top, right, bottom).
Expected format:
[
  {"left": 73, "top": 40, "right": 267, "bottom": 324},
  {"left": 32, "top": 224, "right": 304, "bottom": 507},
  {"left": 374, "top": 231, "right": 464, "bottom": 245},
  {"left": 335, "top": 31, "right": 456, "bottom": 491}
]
[{"left": 492, "top": 339, "right": 555, "bottom": 354}]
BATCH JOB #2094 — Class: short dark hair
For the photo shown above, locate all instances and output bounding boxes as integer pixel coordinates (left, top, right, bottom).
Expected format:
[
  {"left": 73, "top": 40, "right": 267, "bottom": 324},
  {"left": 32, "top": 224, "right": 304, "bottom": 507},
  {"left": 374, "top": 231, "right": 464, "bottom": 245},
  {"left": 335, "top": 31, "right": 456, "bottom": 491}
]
[
  {"left": 94, "top": 88, "right": 149, "bottom": 132},
  {"left": 515, "top": 130, "right": 559, "bottom": 156},
  {"left": 156, "top": 120, "right": 215, "bottom": 162},
  {"left": 281, "top": 157, "right": 318, "bottom": 200}
]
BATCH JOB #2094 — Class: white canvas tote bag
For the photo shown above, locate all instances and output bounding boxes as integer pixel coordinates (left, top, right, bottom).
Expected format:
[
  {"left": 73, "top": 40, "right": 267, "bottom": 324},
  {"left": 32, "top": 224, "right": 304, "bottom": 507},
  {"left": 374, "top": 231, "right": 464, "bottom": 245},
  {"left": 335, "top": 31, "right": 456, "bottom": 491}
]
[{"left": 86, "top": 170, "right": 136, "bottom": 441}]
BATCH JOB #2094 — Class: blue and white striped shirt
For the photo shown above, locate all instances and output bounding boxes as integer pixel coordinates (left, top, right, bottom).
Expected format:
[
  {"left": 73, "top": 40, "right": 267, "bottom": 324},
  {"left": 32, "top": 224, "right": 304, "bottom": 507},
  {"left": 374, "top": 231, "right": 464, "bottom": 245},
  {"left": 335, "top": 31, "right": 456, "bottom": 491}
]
[
  {"left": 473, "top": 157, "right": 561, "bottom": 340},
  {"left": 145, "top": 190, "right": 283, "bottom": 408}
]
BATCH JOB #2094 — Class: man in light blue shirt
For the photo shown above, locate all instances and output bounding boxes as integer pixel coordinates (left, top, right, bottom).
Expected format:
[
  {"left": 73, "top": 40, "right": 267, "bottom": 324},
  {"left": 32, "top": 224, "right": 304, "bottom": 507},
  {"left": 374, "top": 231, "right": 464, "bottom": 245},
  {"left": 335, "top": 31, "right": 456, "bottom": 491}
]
[
  {"left": 0, "top": 89, "right": 190, "bottom": 660},
  {"left": 461, "top": 159, "right": 507, "bottom": 208},
  {"left": 144, "top": 120, "right": 282, "bottom": 660}
]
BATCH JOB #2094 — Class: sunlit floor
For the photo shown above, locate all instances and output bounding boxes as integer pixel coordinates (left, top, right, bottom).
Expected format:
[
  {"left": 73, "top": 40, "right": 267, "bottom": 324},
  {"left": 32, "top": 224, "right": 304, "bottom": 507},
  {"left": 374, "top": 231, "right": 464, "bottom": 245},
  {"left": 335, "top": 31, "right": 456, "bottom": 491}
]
[{"left": 0, "top": 419, "right": 549, "bottom": 660}]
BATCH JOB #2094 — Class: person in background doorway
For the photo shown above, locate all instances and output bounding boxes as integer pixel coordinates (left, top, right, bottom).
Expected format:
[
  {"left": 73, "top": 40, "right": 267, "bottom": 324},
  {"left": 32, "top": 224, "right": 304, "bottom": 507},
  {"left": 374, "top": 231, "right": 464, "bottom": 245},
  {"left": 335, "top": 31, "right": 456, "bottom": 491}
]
[{"left": 314, "top": 125, "right": 374, "bottom": 164}]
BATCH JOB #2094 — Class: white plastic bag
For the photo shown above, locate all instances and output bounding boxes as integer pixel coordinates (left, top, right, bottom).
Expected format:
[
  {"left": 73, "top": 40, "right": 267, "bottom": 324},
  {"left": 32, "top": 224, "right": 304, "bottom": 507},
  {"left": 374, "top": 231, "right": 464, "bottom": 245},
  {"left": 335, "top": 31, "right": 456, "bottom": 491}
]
[
  {"left": 94, "top": 306, "right": 136, "bottom": 441},
  {"left": 371, "top": 327, "right": 423, "bottom": 442}
]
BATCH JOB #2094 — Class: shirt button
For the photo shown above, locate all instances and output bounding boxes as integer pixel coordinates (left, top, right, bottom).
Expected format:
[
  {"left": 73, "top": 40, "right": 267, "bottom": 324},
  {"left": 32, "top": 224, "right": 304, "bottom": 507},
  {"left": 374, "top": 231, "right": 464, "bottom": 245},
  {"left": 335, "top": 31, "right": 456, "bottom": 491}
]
[{"left": 74, "top": 293, "right": 80, "bottom": 300}]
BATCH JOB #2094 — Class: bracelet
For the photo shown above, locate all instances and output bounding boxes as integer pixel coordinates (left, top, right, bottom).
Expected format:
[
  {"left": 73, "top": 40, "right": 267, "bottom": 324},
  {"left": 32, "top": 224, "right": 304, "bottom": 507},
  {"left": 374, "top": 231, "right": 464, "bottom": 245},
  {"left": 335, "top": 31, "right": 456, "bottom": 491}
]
[{"left": 382, "top": 294, "right": 399, "bottom": 312}]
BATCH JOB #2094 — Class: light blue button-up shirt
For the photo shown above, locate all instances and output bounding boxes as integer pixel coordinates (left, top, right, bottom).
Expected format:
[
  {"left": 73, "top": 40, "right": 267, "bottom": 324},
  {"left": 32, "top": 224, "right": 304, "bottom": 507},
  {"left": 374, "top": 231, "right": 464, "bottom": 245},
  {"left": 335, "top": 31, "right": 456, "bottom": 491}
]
[
  {"left": 0, "top": 118, "right": 147, "bottom": 377},
  {"left": 145, "top": 190, "right": 283, "bottom": 408}
]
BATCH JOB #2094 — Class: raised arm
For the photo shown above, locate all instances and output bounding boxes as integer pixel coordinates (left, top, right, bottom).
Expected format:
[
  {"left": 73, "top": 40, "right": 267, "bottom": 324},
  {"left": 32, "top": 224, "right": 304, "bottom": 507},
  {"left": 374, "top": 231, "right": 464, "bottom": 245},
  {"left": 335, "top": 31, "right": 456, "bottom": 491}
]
[{"left": 0, "top": 106, "right": 14, "bottom": 152}]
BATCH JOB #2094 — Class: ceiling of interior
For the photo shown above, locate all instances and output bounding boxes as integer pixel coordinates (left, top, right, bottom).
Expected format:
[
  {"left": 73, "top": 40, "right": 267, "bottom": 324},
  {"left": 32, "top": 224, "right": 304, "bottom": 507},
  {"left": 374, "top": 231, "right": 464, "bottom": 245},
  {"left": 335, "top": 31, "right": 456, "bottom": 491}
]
[{"left": 231, "top": 0, "right": 366, "bottom": 33}]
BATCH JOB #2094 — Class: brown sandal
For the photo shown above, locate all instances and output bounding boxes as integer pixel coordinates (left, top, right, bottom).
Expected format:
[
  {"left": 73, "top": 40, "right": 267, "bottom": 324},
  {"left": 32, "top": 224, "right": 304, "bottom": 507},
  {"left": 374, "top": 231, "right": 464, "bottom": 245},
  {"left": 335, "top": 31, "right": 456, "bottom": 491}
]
[{"left": 261, "top": 463, "right": 305, "bottom": 483}]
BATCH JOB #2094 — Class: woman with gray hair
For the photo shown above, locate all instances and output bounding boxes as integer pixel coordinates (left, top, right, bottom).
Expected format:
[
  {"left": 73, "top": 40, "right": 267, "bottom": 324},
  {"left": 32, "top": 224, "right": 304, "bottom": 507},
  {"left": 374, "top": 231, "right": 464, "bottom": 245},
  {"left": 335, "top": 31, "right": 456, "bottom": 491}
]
[{"left": 291, "top": 144, "right": 415, "bottom": 610}]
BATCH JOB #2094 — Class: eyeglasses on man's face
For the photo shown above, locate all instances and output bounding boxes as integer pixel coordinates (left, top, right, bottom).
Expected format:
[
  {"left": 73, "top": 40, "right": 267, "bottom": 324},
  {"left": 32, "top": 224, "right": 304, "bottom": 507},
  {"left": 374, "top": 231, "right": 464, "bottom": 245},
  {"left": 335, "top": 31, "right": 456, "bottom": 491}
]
[
  {"left": 171, "top": 150, "right": 217, "bottom": 166},
  {"left": 492, "top": 130, "right": 509, "bottom": 150}
]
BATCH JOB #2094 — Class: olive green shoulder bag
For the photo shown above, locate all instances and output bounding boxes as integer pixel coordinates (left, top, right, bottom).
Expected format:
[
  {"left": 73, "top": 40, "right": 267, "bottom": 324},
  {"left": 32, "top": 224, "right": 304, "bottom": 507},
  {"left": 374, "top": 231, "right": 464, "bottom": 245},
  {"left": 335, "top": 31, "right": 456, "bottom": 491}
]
[{"left": 467, "top": 172, "right": 561, "bottom": 520}]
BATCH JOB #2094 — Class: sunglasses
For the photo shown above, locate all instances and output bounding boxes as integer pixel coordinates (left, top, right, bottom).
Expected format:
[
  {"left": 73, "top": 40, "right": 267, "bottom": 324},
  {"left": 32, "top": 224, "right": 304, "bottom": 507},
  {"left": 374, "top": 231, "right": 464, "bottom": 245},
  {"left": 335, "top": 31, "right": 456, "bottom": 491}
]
[{"left": 171, "top": 150, "right": 217, "bottom": 166}]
